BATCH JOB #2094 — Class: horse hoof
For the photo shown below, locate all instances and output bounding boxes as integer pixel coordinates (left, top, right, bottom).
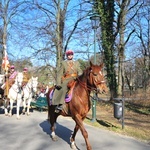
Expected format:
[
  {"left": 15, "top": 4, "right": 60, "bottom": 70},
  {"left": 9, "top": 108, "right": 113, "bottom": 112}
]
[
  {"left": 51, "top": 136, "right": 58, "bottom": 141},
  {"left": 17, "top": 117, "right": 21, "bottom": 120},
  {"left": 70, "top": 143, "right": 77, "bottom": 150}
]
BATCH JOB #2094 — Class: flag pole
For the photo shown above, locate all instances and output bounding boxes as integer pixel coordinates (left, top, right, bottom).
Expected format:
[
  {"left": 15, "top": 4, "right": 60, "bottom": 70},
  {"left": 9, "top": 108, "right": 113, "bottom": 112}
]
[
  {"left": 2, "top": 45, "right": 10, "bottom": 97},
  {"left": 5, "top": 68, "right": 9, "bottom": 97}
]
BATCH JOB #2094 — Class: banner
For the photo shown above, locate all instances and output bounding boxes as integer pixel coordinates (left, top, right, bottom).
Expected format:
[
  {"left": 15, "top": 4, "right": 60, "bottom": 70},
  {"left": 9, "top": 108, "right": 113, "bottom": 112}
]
[{"left": 2, "top": 48, "right": 10, "bottom": 72}]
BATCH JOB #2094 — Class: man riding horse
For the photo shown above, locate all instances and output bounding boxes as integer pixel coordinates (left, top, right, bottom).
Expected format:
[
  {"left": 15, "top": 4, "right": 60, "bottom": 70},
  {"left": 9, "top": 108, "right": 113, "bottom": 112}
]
[
  {"left": 22, "top": 67, "right": 30, "bottom": 86},
  {"left": 1, "top": 65, "right": 18, "bottom": 97},
  {"left": 52, "top": 50, "right": 82, "bottom": 110}
]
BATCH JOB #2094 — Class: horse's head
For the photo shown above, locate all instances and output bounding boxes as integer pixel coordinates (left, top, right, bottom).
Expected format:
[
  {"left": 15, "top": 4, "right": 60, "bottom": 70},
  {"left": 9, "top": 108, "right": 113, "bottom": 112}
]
[
  {"left": 87, "top": 61, "right": 108, "bottom": 94},
  {"left": 15, "top": 72, "right": 23, "bottom": 87},
  {"left": 31, "top": 76, "right": 38, "bottom": 92}
]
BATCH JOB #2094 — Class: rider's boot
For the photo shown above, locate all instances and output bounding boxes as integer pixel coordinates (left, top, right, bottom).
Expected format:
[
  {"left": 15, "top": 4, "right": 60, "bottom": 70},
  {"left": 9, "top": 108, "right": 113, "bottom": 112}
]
[{"left": 56, "top": 104, "right": 63, "bottom": 110}]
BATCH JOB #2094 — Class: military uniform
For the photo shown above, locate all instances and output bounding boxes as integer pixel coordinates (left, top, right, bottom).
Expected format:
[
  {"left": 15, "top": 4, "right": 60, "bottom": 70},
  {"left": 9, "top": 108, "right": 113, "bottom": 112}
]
[
  {"left": 52, "top": 60, "right": 82, "bottom": 105},
  {"left": 22, "top": 72, "right": 30, "bottom": 86},
  {"left": 2, "top": 71, "right": 18, "bottom": 96}
]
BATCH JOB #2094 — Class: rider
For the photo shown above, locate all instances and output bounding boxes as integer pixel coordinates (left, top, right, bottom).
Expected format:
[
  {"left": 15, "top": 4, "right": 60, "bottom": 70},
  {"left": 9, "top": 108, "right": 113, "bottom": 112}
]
[
  {"left": 52, "top": 49, "right": 82, "bottom": 110},
  {"left": 22, "top": 67, "right": 30, "bottom": 86},
  {"left": 1, "top": 65, "right": 18, "bottom": 96}
]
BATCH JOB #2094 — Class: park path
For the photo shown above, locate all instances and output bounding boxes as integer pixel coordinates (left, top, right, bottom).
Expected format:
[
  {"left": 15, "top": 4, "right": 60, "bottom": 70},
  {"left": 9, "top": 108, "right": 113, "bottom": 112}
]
[{"left": 0, "top": 108, "right": 150, "bottom": 150}]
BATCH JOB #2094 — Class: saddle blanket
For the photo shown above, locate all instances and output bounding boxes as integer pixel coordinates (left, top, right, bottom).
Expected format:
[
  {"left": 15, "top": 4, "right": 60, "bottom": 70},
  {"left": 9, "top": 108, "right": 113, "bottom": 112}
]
[{"left": 49, "top": 89, "right": 72, "bottom": 106}]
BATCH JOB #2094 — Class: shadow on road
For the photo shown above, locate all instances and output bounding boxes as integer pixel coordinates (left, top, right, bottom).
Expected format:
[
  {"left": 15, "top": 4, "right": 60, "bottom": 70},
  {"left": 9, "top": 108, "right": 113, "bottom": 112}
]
[{"left": 39, "top": 120, "right": 73, "bottom": 144}]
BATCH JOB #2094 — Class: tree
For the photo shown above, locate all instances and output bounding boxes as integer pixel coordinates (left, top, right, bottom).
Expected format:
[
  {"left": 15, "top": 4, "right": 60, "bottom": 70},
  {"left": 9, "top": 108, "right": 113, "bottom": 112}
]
[
  {"left": 131, "top": 0, "right": 150, "bottom": 90},
  {"left": 95, "top": 0, "right": 143, "bottom": 98},
  {"left": 95, "top": 0, "right": 117, "bottom": 99},
  {"left": 0, "top": 0, "right": 29, "bottom": 73},
  {"left": 27, "top": 0, "right": 91, "bottom": 80}
]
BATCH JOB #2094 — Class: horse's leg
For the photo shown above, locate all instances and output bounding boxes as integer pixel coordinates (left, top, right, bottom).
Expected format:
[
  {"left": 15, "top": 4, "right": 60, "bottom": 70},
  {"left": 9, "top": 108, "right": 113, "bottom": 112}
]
[
  {"left": 22, "top": 98, "right": 26, "bottom": 114},
  {"left": 26, "top": 98, "right": 31, "bottom": 116},
  {"left": 49, "top": 106, "right": 59, "bottom": 141},
  {"left": 74, "top": 114, "right": 92, "bottom": 150},
  {"left": 8, "top": 99, "right": 13, "bottom": 117},
  {"left": 16, "top": 98, "right": 22, "bottom": 119},
  {"left": 70, "top": 124, "right": 79, "bottom": 149},
  {"left": 47, "top": 104, "right": 50, "bottom": 121},
  {"left": 4, "top": 98, "right": 9, "bottom": 116}
]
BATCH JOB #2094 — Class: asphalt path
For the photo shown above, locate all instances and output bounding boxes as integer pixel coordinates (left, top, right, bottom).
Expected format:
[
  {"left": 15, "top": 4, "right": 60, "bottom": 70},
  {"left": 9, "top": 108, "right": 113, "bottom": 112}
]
[{"left": 0, "top": 108, "right": 150, "bottom": 150}]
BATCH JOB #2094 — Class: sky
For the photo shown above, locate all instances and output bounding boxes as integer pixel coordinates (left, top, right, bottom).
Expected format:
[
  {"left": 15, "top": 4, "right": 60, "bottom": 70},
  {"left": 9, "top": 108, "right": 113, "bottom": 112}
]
[
  {"left": 1, "top": 0, "right": 148, "bottom": 67},
  {"left": 2, "top": 0, "right": 95, "bottom": 67}
]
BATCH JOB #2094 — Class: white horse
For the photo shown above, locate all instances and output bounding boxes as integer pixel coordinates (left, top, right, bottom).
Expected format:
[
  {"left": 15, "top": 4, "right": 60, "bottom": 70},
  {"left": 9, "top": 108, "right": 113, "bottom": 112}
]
[
  {"left": 6, "top": 72, "right": 24, "bottom": 119},
  {"left": 22, "top": 76, "right": 38, "bottom": 116}
]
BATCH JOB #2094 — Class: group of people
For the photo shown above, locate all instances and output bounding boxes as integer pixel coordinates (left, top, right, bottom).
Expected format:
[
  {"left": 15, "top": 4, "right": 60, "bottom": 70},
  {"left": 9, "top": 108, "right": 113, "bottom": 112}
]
[
  {"left": 1, "top": 49, "right": 82, "bottom": 111},
  {"left": 1, "top": 65, "right": 30, "bottom": 97}
]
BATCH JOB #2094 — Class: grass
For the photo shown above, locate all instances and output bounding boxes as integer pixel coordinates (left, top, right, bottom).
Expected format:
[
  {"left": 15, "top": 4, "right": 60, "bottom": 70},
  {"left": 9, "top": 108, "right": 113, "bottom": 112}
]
[{"left": 84, "top": 99, "right": 150, "bottom": 143}]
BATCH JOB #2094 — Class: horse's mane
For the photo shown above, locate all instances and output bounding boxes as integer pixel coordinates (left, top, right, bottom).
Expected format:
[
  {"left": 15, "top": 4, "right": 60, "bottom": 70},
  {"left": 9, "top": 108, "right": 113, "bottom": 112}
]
[{"left": 77, "top": 66, "right": 91, "bottom": 82}]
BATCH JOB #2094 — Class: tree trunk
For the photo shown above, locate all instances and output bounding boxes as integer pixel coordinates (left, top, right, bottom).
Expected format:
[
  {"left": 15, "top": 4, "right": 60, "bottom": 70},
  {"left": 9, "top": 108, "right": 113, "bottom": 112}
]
[
  {"left": 55, "top": 0, "right": 66, "bottom": 84},
  {"left": 97, "top": 0, "right": 117, "bottom": 99},
  {"left": 117, "top": 0, "right": 129, "bottom": 96},
  {"left": 1, "top": 3, "right": 8, "bottom": 74}
]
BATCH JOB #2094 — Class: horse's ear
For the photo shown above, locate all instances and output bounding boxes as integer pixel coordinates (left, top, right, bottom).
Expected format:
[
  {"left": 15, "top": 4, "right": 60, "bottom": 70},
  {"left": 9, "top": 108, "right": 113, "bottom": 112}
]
[
  {"left": 100, "top": 63, "right": 104, "bottom": 68},
  {"left": 90, "top": 61, "right": 93, "bottom": 67}
]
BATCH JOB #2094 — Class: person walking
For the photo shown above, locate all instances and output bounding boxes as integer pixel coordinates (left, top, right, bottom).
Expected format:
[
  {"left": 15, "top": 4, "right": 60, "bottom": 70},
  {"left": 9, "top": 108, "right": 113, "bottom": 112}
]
[{"left": 52, "top": 49, "right": 82, "bottom": 110}]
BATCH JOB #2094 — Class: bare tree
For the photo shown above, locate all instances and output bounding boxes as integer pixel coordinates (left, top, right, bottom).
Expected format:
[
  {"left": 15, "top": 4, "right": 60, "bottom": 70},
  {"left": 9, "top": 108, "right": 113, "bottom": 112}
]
[
  {"left": 23, "top": 0, "right": 91, "bottom": 81},
  {"left": 0, "top": 0, "right": 29, "bottom": 73},
  {"left": 115, "top": 0, "right": 142, "bottom": 96},
  {"left": 130, "top": 0, "right": 150, "bottom": 90}
]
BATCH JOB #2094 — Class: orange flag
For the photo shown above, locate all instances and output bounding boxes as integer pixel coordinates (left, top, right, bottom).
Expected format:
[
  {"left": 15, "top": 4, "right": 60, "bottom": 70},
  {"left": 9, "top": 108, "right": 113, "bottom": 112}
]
[{"left": 2, "top": 49, "right": 10, "bottom": 72}]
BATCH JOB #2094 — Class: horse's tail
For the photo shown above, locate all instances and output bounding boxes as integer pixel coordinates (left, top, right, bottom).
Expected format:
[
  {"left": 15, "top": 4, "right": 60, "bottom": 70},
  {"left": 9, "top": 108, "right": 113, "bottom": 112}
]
[
  {"left": 46, "top": 87, "right": 54, "bottom": 121},
  {"left": 46, "top": 86, "right": 60, "bottom": 122}
]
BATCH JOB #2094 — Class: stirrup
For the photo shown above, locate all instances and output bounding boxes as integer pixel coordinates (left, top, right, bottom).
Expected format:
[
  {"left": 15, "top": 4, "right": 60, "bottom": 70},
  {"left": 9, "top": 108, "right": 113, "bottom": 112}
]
[{"left": 56, "top": 104, "right": 63, "bottom": 110}]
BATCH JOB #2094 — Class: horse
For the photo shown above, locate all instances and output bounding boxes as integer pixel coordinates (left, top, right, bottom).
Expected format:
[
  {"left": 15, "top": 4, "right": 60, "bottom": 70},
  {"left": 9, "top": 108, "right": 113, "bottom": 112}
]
[
  {"left": 22, "top": 76, "right": 38, "bottom": 116},
  {"left": 5, "top": 72, "right": 24, "bottom": 119},
  {"left": 46, "top": 62, "right": 108, "bottom": 150}
]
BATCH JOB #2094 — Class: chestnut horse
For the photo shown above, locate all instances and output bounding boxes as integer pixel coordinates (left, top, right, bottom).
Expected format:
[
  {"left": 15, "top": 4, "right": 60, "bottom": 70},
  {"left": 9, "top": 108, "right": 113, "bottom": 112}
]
[{"left": 46, "top": 62, "right": 107, "bottom": 150}]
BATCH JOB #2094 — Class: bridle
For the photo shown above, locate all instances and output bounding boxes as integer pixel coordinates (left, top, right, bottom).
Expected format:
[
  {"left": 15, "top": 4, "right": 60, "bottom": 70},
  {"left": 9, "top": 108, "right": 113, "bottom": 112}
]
[
  {"left": 11, "top": 76, "right": 23, "bottom": 93},
  {"left": 76, "top": 68, "right": 105, "bottom": 92}
]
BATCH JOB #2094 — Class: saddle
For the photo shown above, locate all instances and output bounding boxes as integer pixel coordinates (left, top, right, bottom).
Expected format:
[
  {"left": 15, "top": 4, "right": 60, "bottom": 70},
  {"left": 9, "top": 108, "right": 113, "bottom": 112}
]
[
  {"left": 49, "top": 79, "right": 76, "bottom": 105},
  {"left": 2, "top": 79, "right": 15, "bottom": 96}
]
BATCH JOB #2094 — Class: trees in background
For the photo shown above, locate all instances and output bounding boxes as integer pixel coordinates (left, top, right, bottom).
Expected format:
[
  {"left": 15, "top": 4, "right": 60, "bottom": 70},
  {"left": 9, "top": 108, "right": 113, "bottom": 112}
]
[
  {"left": 19, "top": 0, "right": 92, "bottom": 80},
  {"left": 95, "top": 0, "right": 149, "bottom": 98},
  {"left": 131, "top": 0, "right": 150, "bottom": 91},
  {"left": 0, "top": 0, "right": 29, "bottom": 73},
  {"left": 0, "top": 0, "right": 149, "bottom": 96},
  {"left": 95, "top": 0, "right": 117, "bottom": 99}
]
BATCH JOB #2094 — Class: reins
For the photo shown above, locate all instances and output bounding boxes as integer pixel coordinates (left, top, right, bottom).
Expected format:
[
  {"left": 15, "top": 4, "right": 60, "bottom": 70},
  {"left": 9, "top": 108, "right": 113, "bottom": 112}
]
[
  {"left": 76, "top": 72, "right": 105, "bottom": 92},
  {"left": 11, "top": 79, "right": 22, "bottom": 93},
  {"left": 76, "top": 77, "right": 92, "bottom": 91}
]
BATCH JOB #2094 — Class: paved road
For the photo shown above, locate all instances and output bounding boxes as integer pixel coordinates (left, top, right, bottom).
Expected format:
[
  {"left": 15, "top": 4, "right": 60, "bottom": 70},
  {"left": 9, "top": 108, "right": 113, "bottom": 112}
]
[{"left": 0, "top": 108, "right": 150, "bottom": 150}]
